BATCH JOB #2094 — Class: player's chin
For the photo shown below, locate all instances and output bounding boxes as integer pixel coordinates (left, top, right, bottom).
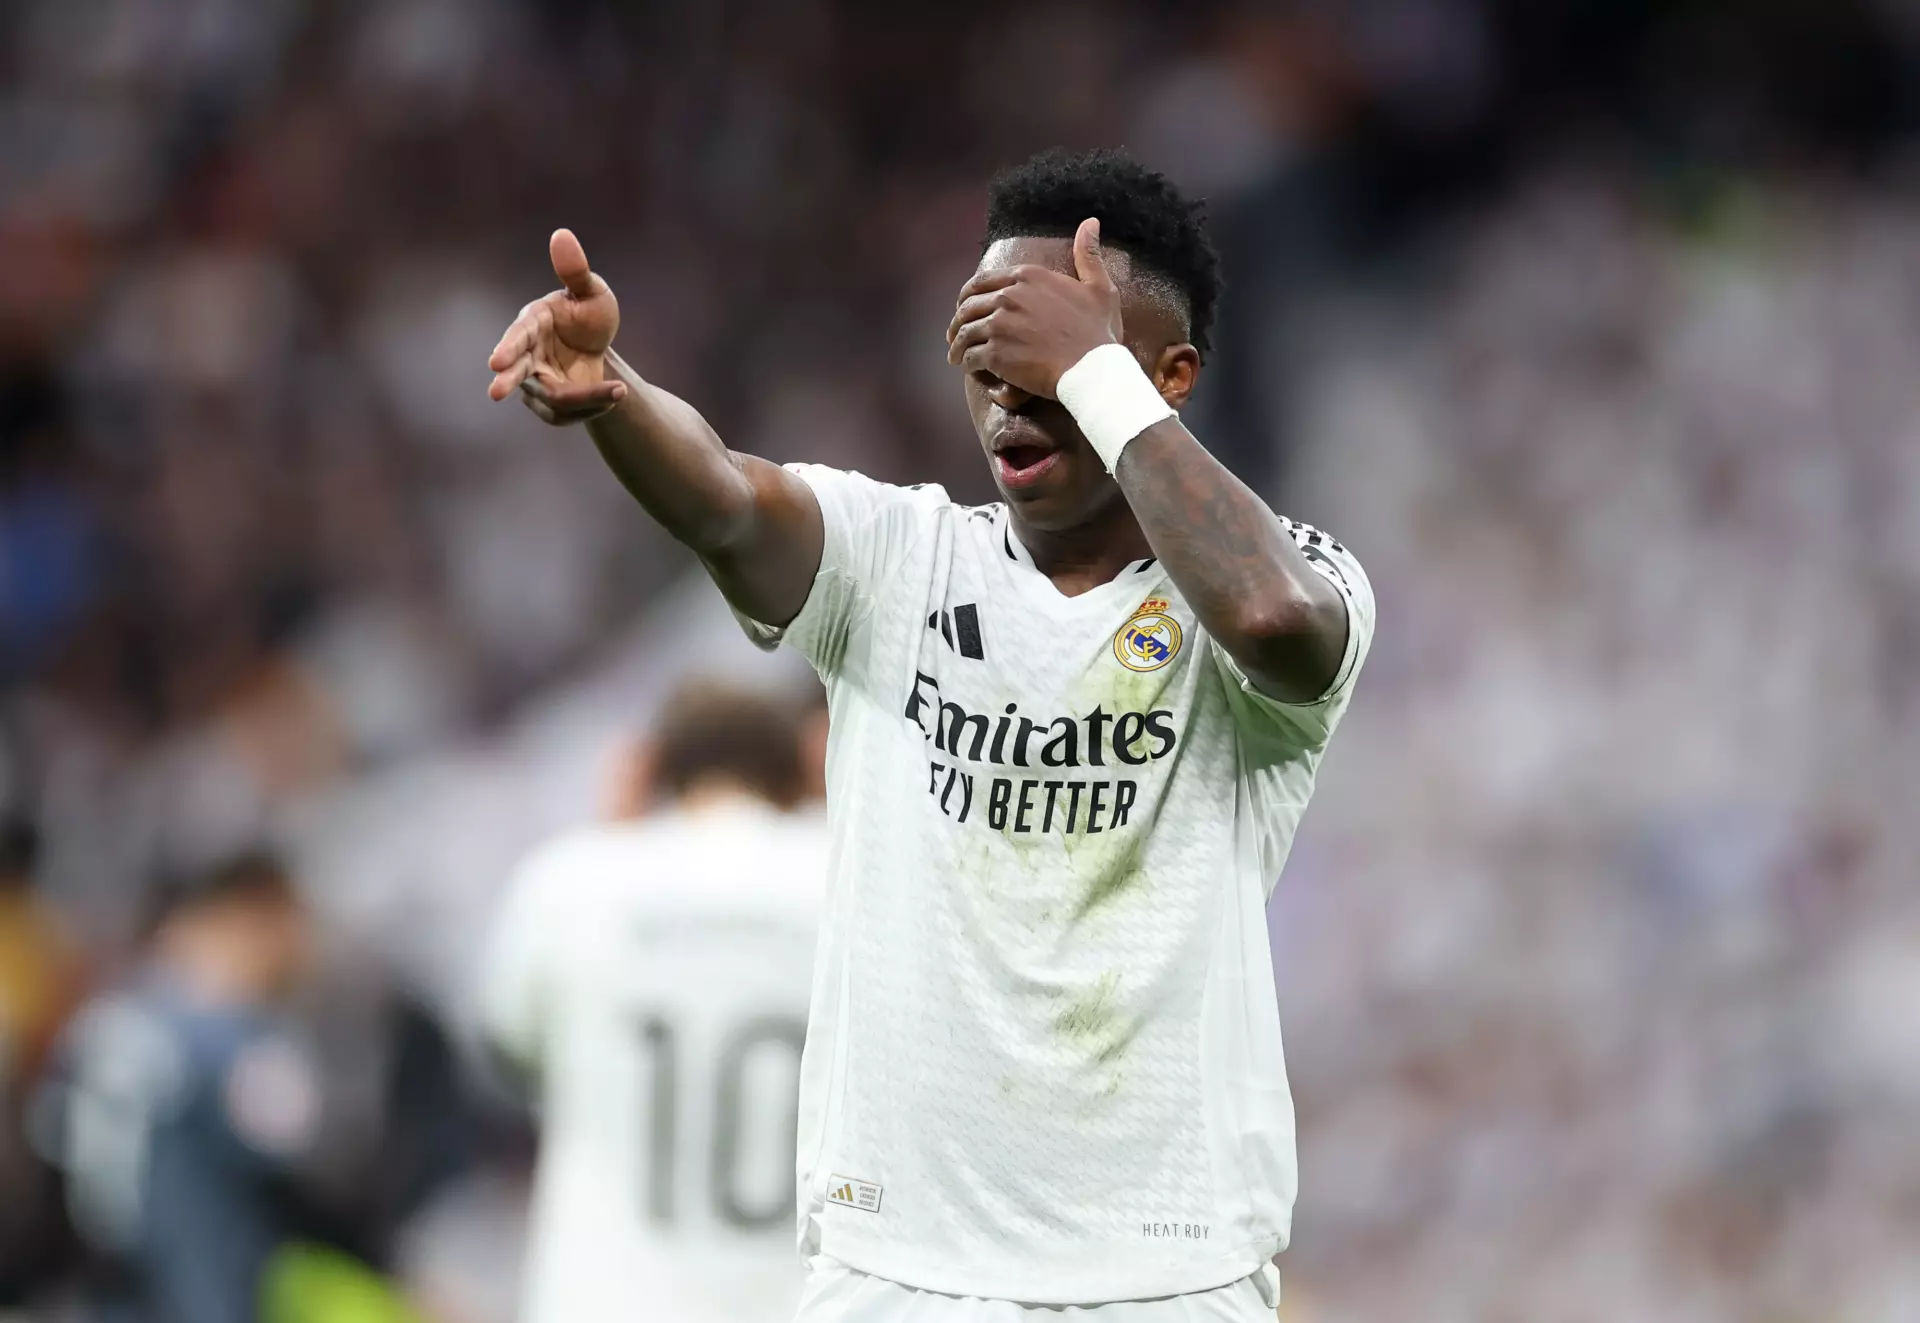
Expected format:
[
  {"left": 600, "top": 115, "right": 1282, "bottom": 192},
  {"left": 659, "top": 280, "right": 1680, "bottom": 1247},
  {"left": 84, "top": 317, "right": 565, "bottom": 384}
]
[{"left": 996, "top": 468, "right": 1103, "bottom": 529}]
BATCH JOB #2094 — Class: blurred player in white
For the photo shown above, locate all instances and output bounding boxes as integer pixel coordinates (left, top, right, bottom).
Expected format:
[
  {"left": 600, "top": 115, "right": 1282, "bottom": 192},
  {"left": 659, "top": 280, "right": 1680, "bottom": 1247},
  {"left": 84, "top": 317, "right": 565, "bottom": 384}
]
[{"left": 478, "top": 683, "right": 828, "bottom": 1323}]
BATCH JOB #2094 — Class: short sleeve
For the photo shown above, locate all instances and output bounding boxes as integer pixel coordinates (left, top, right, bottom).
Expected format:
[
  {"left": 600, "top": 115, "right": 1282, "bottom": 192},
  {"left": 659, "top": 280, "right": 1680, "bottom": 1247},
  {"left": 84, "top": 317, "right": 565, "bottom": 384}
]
[
  {"left": 732, "top": 464, "right": 944, "bottom": 677},
  {"left": 1210, "top": 522, "right": 1376, "bottom": 751},
  {"left": 474, "top": 846, "right": 560, "bottom": 1074}
]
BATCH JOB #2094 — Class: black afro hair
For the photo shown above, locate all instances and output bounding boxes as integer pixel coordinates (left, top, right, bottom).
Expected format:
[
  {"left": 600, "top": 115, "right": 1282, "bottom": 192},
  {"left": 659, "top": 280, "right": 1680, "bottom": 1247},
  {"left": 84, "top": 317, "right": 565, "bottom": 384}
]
[{"left": 983, "top": 147, "right": 1221, "bottom": 360}]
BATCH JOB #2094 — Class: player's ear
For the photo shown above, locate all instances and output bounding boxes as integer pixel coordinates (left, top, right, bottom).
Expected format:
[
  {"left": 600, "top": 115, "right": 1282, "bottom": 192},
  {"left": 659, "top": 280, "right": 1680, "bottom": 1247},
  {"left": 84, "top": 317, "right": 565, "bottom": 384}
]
[{"left": 1151, "top": 343, "right": 1200, "bottom": 410}]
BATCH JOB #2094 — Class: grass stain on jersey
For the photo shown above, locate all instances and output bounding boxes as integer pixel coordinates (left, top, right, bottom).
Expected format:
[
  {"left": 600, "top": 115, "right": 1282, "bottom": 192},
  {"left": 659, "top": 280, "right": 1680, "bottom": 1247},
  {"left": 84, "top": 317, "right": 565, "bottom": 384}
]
[
  {"left": 1043, "top": 637, "right": 1178, "bottom": 920},
  {"left": 1076, "top": 645, "right": 1179, "bottom": 720},
  {"left": 1052, "top": 970, "right": 1127, "bottom": 1051},
  {"left": 1050, "top": 971, "right": 1138, "bottom": 1105},
  {"left": 1063, "top": 828, "right": 1147, "bottom": 922},
  {"left": 1052, "top": 970, "right": 1119, "bottom": 1038}
]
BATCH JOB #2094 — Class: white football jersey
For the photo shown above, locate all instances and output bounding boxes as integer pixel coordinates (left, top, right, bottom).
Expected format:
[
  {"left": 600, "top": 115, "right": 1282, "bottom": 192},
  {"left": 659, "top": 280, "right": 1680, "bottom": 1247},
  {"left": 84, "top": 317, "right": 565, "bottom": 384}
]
[
  {"left": 478, "top": 800, "right": 828, "bottom": 1323},
  {"left": 737, "top": 466, "right": 1375, "bottom": 1304}
]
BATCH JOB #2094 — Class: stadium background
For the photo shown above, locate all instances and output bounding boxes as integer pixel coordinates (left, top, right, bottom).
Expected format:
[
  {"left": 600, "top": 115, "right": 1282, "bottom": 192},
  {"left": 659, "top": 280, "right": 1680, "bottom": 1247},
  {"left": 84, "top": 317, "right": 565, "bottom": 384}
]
[{"left": 3, "top": 0, "right": 1919, "bottom": 1320}]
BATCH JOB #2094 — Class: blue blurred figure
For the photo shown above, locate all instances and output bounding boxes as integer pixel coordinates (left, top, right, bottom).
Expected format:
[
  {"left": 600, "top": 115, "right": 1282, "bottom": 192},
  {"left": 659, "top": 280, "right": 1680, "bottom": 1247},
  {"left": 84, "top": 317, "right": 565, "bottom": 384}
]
[{"left": 40, "top": 852, "right": 397, "bottom": 1323}]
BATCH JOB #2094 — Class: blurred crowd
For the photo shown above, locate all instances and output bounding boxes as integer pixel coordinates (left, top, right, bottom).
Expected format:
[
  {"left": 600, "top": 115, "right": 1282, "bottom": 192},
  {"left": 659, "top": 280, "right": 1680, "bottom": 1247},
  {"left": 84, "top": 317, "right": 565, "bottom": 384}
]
[
  {"left": 1276, "top": 173, "right": 1920, "bottom": 1322},
  {"left": 4, "top": 1, "right": 1920, "bottom": 1321}
]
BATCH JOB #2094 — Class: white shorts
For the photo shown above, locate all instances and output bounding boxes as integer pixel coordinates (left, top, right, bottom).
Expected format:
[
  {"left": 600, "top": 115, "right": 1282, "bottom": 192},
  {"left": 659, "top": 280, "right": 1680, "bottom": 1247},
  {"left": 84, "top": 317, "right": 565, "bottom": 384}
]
[{"left": 795, "top": 1257, "right": 1281, "bottom": 1323}]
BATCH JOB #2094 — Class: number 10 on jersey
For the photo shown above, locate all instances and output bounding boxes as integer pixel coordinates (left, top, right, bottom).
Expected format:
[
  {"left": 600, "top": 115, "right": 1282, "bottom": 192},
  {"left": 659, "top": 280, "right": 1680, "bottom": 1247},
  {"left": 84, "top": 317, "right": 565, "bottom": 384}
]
[{"left": 636, "top": 1012, "right": 807, "bottom": 1230}]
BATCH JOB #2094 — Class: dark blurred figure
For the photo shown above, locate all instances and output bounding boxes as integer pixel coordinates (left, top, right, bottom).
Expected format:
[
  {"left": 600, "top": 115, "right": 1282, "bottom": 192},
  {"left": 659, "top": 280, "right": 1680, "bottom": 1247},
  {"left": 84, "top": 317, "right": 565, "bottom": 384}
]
[
  {"left": 39, "top": 852, "right": 413, "bottom": 1323},
  {"left": 0, "top": 814, "right": 82, "bottom": 1308}
]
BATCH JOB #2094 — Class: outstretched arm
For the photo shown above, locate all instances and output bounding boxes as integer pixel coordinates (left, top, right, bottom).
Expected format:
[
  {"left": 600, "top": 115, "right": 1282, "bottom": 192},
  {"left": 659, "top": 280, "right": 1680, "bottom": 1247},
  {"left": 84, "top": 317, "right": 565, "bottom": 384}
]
[
  {"left": 487, "top": 230, "right": 822, "bottom": 626},
  {"left": 947, "top": 219, "right": 1347, "bottom": 703}
]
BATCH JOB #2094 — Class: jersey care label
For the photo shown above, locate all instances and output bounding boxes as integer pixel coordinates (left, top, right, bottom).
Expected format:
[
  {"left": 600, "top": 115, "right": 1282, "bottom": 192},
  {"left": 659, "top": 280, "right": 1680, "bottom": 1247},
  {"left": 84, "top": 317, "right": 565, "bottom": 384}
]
[{"left": 826, "top": 1175, "right": 883, "bottom": 1213}]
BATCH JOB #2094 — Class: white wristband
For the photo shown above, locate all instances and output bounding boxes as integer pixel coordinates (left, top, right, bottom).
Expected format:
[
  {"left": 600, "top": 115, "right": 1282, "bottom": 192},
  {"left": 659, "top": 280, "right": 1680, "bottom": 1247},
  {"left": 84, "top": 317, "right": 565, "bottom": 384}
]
[{"left": 1055, "top": 343, "right": 1175, "bottom": 473}]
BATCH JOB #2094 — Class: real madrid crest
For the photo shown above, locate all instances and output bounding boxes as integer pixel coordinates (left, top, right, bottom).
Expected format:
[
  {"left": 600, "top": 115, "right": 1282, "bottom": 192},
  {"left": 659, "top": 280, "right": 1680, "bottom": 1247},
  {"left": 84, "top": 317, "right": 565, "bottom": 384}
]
[{"left": 1113, "top": 597, "right": 1184, "bottom": 673}]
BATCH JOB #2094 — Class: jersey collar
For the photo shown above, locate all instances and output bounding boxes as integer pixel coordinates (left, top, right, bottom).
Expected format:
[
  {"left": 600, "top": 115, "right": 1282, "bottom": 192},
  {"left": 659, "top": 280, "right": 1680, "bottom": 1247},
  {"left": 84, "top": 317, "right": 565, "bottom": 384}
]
[{"left": 995, "top": 506, "right": 1158, "bottom": 583}]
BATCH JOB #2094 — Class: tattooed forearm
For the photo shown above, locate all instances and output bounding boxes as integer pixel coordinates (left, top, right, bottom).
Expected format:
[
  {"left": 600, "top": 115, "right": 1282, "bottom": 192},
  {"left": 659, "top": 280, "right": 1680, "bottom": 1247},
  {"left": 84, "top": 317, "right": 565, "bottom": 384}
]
[{"left": 1114, "top": 419, "right": 1348, "bottom": 702}]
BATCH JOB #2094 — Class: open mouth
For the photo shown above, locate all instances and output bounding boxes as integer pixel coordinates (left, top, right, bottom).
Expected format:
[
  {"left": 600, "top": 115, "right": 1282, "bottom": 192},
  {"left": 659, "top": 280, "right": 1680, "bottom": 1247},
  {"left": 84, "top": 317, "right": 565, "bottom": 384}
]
[{"left": 994, "top": 443, "right": 1060, "bottom": 489}]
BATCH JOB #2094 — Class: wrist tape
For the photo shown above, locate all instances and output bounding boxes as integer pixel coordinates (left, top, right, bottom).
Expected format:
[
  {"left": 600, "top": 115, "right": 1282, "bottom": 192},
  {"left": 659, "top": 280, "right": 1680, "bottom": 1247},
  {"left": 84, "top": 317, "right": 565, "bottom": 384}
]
[{"left": 1055, "top": 343, "right": 1175, "bottom": 473}]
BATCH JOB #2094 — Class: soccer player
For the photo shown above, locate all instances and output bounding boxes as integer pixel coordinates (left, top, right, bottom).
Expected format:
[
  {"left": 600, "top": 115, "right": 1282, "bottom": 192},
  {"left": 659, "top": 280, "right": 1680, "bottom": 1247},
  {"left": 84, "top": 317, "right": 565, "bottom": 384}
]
[
  {"left": 478, "top": 684, "right": 828, "bottom": 1323},
  {"left": 485, "top": 149, "right": 1375, "bottom": 1320}
]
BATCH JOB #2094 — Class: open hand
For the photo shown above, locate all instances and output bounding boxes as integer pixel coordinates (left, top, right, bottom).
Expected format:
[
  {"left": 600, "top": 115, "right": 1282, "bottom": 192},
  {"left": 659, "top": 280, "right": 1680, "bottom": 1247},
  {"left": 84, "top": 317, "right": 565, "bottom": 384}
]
[
  {"left": 487, "top": 229, "right": 628, "bottom": 425},
  {"left": 945, "top": 217, "right": 1125, "bottom": 398}
]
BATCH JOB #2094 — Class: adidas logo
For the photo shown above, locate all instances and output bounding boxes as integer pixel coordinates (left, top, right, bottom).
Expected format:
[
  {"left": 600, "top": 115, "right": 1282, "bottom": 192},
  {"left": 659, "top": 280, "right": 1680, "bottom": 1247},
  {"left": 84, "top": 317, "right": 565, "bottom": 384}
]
[
  {"left": 926, "top": 603, "right": 984, "bottom": 660},
  {"left": 825, "top": 1174, "right": 883, "bottom": 1213}
]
